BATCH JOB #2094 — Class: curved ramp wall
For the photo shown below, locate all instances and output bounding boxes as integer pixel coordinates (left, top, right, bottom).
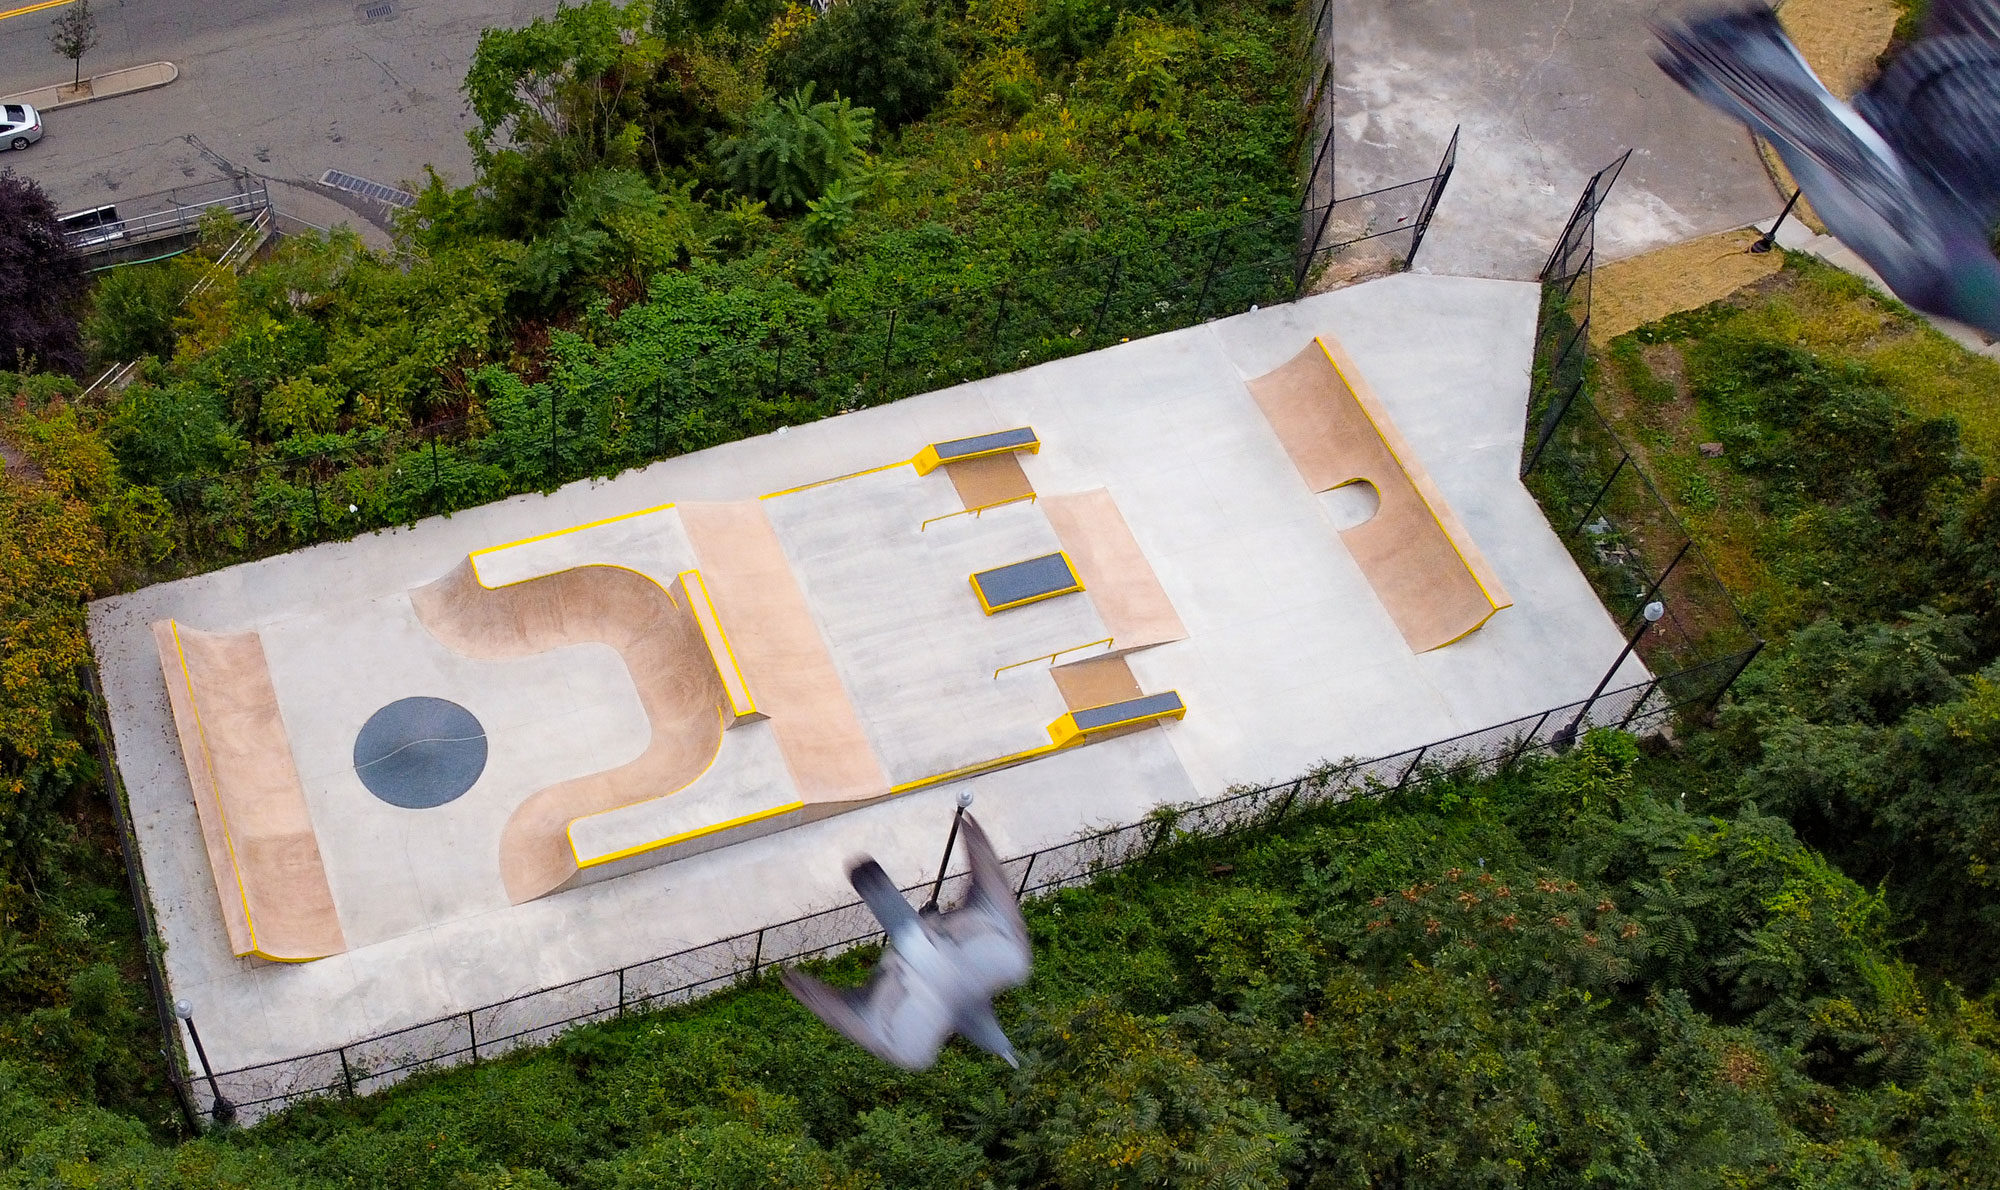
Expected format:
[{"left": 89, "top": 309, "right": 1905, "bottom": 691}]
[
  {"left": 411, "top": 560, "right": 728, "bottom": 903},
  {"left": 1246, "top": 335, "right": 1512, "bottom": 652}
]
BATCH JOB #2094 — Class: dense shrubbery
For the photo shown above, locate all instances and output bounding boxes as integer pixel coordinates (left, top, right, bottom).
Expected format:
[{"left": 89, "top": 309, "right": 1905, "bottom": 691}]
[{"left": 4, "top": 737, "right": 1998, "bottom": 1186}]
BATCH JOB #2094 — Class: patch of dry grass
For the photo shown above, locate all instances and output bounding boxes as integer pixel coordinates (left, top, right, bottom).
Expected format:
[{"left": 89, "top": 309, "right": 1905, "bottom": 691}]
[{"left": 1591, "top": 229, "right": 1783, "bottom": 345}]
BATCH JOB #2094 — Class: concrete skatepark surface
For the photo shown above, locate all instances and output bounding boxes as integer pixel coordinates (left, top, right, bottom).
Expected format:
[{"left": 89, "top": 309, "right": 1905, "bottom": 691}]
[{"left": 88, "top": 274, "right": 1654, "bottom": 1077}]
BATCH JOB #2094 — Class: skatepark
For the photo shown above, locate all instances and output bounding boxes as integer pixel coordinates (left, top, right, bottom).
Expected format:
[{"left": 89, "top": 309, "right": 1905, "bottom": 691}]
[{"left": 88, "top": 272, "right": 1652, "bottom": 1075}]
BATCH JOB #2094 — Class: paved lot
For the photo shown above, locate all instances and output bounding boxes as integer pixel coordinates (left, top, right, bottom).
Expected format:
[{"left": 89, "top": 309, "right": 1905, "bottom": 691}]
[
  {"left": 1324, "top": 0, "right": 1782, "bottom": 278},
  {"left": 0, "top": 0, "right": 557, "bottom": 240}
]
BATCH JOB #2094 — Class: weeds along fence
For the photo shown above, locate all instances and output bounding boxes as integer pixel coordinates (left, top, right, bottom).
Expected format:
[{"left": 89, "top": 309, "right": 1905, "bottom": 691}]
[
  {"left": 136, "top": 150, "right": 1458, "bottom": 578},
  {"left": 180, "top": 660, "right": 1745, "bottom": 1125},
  {"left": 1519, "top": 152, "right": 1764, "bottom": 691}
]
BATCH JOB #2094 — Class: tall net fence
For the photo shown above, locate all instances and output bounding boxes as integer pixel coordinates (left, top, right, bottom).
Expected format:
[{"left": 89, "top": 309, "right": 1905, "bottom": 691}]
[
  {"left": 1519, "top": 152, "right": 1763, "bottom": 685},
  {"left": 181, "top": 663, "right": 1751, "bottom": 1124}
]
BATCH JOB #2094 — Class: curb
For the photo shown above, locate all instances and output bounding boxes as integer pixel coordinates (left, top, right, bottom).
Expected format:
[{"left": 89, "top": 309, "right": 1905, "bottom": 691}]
[{"left": 2, "top": 61, "right": 178, "bottom": 112}]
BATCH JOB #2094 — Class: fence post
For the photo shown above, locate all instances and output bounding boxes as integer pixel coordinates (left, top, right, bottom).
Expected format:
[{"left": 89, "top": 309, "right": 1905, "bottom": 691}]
[
  {"left": 1016, "top": 852, "right": 1037, "bottom": 898},
  {"left": 1193, "top": 231, "right": 1230, "bottom": 321},
  {"left": 1616, "top": 677, "right": 1662, "bottom": 730},
  {"left": 428, "top": 432, "right": 442, "bottom": 511},
  {"left": 618, "top": 968, "right": 626, "bottom": 1017},
  {"left": 1275, "top": 778, "right": 1301, "bottom": 819},
  {"left": 1522, "top": 377, "right": 1583, "bottom": 477},
  {"left": 1394, "top": 745, "right": 1428, "bottom": 791},
  {"left": 548, "top": 385, "right": 559, "bottom": 479},
  {"left": 1708, "top": 640, "right": 1765, "bottom": 711},
  {"left": 1626, "top": 540, "right": 1691, "bottom": 630},
  {"left": 1092, "top": 256, "right": 1124, "bottom": 340},
  {"left": 749, "top": 929, "right": 764, "bottom": 978},
  {"left": 306, "top": 467, "right": 323, "bottom": 539},
  {"left": 1504, "top": 711, "right": 1553, "bottom": 770},
  {"left": 339, "top": 1047, "right": 356, "bottom": 1097},
  {"left": 1572, "top": 452, "right": 1629, "bottom": 537},
  {"left": 880, "top": 307, "right": 898, "bottom": 379},
  {"left": 467, "top": 1011, "right": 479, "bottom": 1063},
  {"left": 991, "top": 287, "right": 1009, "bottom": 366}
]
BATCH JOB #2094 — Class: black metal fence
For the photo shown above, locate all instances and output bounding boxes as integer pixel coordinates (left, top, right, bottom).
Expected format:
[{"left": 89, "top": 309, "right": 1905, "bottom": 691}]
[
  {"left": 135, "top": 153, "right": 1459, "bottom": 583},
  {"left": 1519, "top": 153, "right": 1763, "bottom": 689},
  {"left": 181, "top": 660, "right": 1745, "bottom": 1125}
]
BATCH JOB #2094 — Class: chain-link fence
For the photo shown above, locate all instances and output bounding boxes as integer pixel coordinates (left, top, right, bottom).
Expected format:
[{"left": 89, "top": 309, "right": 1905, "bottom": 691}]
[
  {"left": 176, "top": 658, "right": 1750, "bottom": 1126},
  {"left": 1519, "top": 152, "right": 1763, "bottom": 686}
]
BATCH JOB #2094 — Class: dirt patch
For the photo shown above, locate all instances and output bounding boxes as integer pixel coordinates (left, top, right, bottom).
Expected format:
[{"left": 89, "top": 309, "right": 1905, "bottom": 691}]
[
  {"left": 1590, "top": 228, "right": 1783, "bottom": 344},
  {"left": 1640, "top": 343, "right": 1690, "bottom": 402},
  {"left": 0, "top": 431, "right": 45, "bottom": 485}
]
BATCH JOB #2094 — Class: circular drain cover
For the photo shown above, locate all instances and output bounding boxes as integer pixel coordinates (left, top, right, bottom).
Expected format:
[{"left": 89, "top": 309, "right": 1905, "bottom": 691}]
[{"left": 353, "top": 697, "right": 487, "bottom": 809}]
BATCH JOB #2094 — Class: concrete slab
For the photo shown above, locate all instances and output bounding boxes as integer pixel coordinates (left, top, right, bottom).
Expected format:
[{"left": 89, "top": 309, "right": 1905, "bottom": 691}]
[
  {"left": 88, "top": 274, "right": 1646, "bottom": 1082},
  {"left": 1324, "top": 0, "right": 1777, "bottom": 279}
]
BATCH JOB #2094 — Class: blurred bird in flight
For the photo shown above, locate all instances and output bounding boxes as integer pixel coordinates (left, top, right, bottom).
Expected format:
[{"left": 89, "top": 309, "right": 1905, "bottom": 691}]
[
  {"left": 782, "top": 814, "right": 1032, "bottom": 1070},
  {"left": 1651, "top": 0, "right": 2000, "bottom": 336}
]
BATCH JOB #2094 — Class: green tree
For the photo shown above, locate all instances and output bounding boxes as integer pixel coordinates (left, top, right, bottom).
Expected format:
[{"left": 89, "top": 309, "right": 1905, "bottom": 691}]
[
  {"left": 716, "top": 85, "right": 874, "bottom": 212},
  {"left": 0, "top": 176, "right": 86, "bottom": 375},
  {"left": 767, "top": 0, "right": 955, "bottom": 129},
  {"left": 84, "top": 260, "right": 194, "bottom": 364},
  {"left": 47, "top": 0, "right": 98, "bottom": 90}
]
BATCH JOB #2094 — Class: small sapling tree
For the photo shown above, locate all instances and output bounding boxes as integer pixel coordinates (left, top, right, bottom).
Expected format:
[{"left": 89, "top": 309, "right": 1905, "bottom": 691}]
[{"left": 50, "top": 0, "right": 101, "bottom": 91}]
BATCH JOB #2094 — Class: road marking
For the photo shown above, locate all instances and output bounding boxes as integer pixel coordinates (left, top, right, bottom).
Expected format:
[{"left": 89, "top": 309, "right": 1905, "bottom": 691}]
[{"left": 0, "top": 0, "right": 76, "bottom": 23}]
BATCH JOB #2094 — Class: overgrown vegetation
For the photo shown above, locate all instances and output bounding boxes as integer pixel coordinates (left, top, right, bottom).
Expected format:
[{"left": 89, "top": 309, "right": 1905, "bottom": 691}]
[{"left": 5, "top": 738, "right": 1999, "bottom": 1186}]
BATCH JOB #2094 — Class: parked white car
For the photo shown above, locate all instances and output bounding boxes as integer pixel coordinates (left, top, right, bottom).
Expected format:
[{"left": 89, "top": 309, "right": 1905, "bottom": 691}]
[{"left": 2, "top": 103, "right": 44, "bottom": 151}]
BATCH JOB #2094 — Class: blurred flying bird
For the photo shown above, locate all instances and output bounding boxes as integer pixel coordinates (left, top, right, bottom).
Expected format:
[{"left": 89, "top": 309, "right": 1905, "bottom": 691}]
[
  {"left": 781, "top": 814, "right": 1032, "bottom": 1069},
  {"left": 1651, "top": 0, "right": 2000, "bottom": 335}
]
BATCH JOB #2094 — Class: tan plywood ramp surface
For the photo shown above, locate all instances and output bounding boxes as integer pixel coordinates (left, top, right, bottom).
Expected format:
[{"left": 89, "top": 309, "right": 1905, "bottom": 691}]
[
  {"left": 1051, "top": 654, "right": 1143, "bottom": 711},
  {"left": 1044, "top": 489, "right": 1188, "bottom": 654},
  {"left": 945, "top": 453, "right": 1034, "bottom": 511},
  {"left": 411, "top": 561, "right": 728, "bottom": 903},
  {"left": 151, "top": 622, "right": 346, "bottom": 961},
  {"left": 1247, "top": 336, "right": 1511, "bottom": 652},
  {"left": 679, "top": 501, "right": 889, "bottom": 806}
]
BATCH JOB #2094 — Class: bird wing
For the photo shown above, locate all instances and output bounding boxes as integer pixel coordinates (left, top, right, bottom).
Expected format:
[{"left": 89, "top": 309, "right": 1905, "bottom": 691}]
[
  {"left": 1857, "top": 36, "right": 2000, "bottom": 224},
  {"left": 1923, "top": 0, "right": 2000, "bottom": 42},
  {"left": 1651, "top": 6, "right": 1922, "bottom": 234},
  {"left": 934, "top": 815, "right": 1033, "bottom": 993},
  {"left": 849, "top": 858, "right": 925, "bottom": 952},
  {"left": 781, "top": 958, "right": 955, "bottom": 1070}
]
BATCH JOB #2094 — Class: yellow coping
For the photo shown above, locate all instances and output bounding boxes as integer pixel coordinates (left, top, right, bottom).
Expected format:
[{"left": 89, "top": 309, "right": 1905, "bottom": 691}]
[
  {"left": 887, "top": 689, "right": 1186, "bottom": 795},
  {"left": 573, "top": 799, "right": 805, "bottom": 868},
  {"left": 970, "top": 550, "right": 1084, "bottom": 615},
  {"left": 912, "top": 432, "right": 1041, "bottom": 476},
  {"left": 1314, "top": 337, "right": 1508, "bottom": 614},
  {"left": 467, "top": 501, "right": 678, "bottom": 585},
  {"left": 677, "top": 569, "right": 758, "bottom": 719},
  {"left": 1046, "top": 693, "right": 1187, "bottom": 750},
  {"left": 759, "top": 459, "right": 914, "bottom": 500},
  {"left": 168, "top": 622, "right": 313, "bottom": 964}
]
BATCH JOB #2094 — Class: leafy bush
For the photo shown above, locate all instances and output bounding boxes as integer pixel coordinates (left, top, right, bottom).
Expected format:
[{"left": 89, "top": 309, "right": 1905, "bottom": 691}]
[
  {"left": 767, "top": 0, "right": 956, "bottom": 128},
  {"left": 0, "top": 176, "right": 86, "bottom": 376},
  {"left": 717, "top": 85, "right": 876, "bottom": 211}
]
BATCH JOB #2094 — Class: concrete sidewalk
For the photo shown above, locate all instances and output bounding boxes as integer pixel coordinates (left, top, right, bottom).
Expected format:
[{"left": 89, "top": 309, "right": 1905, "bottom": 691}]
[{"left": 1, "top": 61, "right": 177, "bottom": 111}]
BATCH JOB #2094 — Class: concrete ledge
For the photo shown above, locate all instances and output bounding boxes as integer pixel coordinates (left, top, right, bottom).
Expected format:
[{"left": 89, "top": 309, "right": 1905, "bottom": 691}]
[{"left": 3, "top": 61, "right": 178, "bottom": 111}]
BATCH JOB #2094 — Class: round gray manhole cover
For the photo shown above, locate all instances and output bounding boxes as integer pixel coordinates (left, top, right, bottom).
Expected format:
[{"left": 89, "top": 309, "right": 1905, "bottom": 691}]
[{"left": 353, "top": 697, "right": 487, "bottom": 809}]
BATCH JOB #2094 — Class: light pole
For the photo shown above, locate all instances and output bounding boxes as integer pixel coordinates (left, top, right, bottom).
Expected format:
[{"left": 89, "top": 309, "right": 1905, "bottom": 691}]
[
  {"left": 1555, "top": 600, "right": 1664, "bottom": 751},
  {"left": 173, "top": 999, "right": 236, "bottom": 1125},
  {"left": 924, "top": 788, "right": 976, "bottom": 913}
]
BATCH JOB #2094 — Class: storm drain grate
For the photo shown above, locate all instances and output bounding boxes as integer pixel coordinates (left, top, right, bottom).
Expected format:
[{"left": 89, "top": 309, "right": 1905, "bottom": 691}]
[{"left": 319, "top": 169, "right": 416, "bottom": 208}]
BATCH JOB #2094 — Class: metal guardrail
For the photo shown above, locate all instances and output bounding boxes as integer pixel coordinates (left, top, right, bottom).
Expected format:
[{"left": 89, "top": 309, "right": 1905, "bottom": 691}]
[{"left": 61, "top": 178, "right": 270, "bottom": 255}]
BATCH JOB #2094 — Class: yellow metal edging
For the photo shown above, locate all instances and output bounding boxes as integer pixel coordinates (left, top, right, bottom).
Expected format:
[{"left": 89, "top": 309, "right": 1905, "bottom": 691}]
[
  {"left": 993, "top": 636, "right": 1114, "bottom": 680},
  {"left": 1046, "top": 694, "right": 1187, "bottom": 749},
  {"left": 574, "top": 799, "right": 805, "bottom": 869},
  {"left": 887, "top": 742, "right": 1063, "bottom": 795},
  {"left": 920, "top": 491, "right": 1038, "bottom": 532},
  {"left": 970, "top": 550, "right": 1084, "bottom": 615},
  {"left": 760, "top": 458, "right": 914, "bottom": 500},
  {"left": 170, "top": 623, "right": 315, "bottom": 963},
  {"left": 912, "top": 433, "right": 1040, "bottom": 477},
  {"left": 1314, "top": 337, "right": 1507, "bottom": 614},
  {"left": 677, "top": 569, "right": 757, "bottom": 718},
  {"left": 467, "top": 501, "right": 677, "bottom": 585}
]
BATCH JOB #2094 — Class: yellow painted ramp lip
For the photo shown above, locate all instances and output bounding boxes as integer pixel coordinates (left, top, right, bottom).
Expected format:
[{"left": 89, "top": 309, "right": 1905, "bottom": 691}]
[{"left": 572, "top": 800, "right": 805, "bottom": 868}]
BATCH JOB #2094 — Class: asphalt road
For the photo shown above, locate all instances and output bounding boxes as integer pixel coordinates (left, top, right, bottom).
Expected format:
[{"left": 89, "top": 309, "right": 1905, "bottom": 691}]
[{"left": 0, "top": 0, "right": 558, "bottom": 240}]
